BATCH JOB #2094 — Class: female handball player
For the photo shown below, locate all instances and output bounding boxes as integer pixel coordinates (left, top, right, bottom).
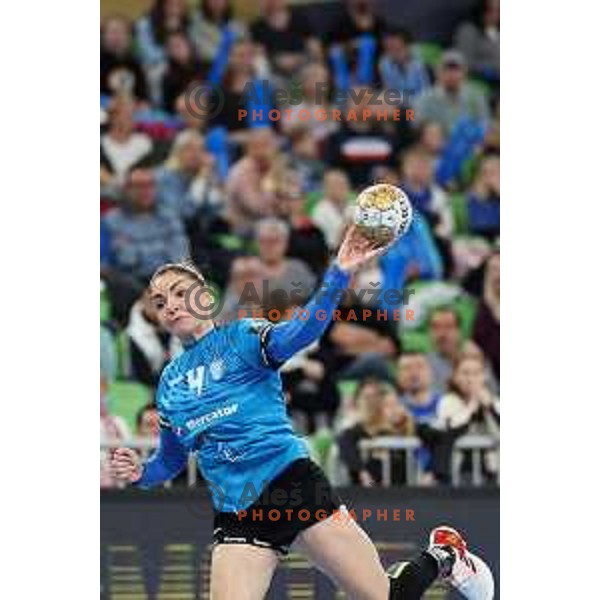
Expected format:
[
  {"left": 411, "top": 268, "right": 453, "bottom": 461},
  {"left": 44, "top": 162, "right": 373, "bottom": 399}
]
[{"left": 110, "top": 225, "right": 494, "bottom": 599}]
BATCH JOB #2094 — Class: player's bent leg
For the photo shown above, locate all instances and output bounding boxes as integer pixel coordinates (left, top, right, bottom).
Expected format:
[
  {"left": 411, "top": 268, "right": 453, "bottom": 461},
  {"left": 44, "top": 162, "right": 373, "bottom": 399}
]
[
  {"left": 209, "top": 544, "right": 278, "bottom": 600},
  {"left": 298, "top": 509, "right": 390, "bottom": 600},
  {"left": 299, "top": 509, "right": 455, "bottom": 600}
]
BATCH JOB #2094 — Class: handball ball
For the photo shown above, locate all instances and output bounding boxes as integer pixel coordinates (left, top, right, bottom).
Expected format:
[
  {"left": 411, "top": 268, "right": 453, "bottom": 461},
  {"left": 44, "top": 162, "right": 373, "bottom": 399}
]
[{"left": 354, "top": 183, "right": 413, "bottom": 246}]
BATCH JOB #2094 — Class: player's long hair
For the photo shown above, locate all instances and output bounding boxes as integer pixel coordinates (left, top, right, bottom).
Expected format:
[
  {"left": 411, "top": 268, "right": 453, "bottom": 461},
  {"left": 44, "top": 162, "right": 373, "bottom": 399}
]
[{"left": 150, "top": 261, "right": 205, "bottom": 288}]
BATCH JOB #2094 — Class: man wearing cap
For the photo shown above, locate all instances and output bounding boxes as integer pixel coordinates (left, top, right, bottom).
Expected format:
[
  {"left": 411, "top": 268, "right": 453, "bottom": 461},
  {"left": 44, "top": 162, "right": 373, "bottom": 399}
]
[{"left": 414, "top": 49, "right": 490, "bottom": 135}]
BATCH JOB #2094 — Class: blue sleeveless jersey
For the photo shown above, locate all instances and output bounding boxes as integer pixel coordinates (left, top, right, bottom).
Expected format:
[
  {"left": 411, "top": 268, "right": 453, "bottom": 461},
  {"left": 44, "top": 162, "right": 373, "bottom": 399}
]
[{"left": 156, "top": 319, "right": 309, "bottom": 512}]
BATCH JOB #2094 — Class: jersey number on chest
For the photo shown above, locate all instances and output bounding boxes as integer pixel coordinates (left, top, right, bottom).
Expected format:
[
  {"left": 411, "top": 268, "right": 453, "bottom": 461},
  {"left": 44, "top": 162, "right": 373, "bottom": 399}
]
[{"left": 186, "top": 366, "right": 205, "bottom": 396}]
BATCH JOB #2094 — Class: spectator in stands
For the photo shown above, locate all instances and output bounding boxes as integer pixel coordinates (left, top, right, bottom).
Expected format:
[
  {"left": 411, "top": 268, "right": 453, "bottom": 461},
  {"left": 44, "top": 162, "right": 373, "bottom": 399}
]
[
  {"left": 319, "top": 274, "right": 401, "bottom": 384},
  {"left": 472, "top": 252, "right": 500, "bottom": 380},
  {"left": 174, "top": 90, "right": 212, "bottom": 133},
  {"left": 100, "top": 324, "right": 118, "bottom": 383},
  {"left": 371, "top": 165, "right": 400, "bottom": 186},
  {"left": 136, "top": 403, "right": 161, "bottom": 439},
  {"left": 256, "top": 218, "right": 316, "bottom": 299},
  {"left": 462, "top": 339, "right": 498, "bottom": 392},
  {"left": 454, "top": 0, "right": 500, "bottom": 84},
  {"left": 414, "top": 50, "right": 490, "bottom": 135},
  {"left": 396, "top": 352, "right": 446, "bottom": 484},
  {"left": 312, "top": 170, "right": 353, "bottom": 251},
  {"left": 161, "top": 32, "right": 203, "bottom": 113},
  {"left": 467, "top": 154, "right": 500, "bottom": 240},
  {"left": 250, "top": 0, "right": 307, "bottom": 78},
  {"left": 434, "top": 354, "right": 499, "bottom": 481},
  {"left": 483, "top": 98, "right": 500, "bottom": 154},
  {"left": 190, "top": 0, "right": 246, "bottom": 64},
  {"left": 274, "top": 172, "right": 329, "bottom": 279},
  {"left": 426, "top": 305, "right": 499, "bottom": 393},
  {"left": 156, "top": 129, "right": 223, "bottom": 220},
  {"left": 100, "top": 378, "right": 130, "bottom": 444},
  {"left": 100, "top": 376, "right": 131, "bottom": 487},
  {"left": 287, "top": 126, "right": 326, "bottom": 193},
  {"left": 397, "top": 352, "right": 441, "bottom": 425},
  {"left": 135, "top": 0, "right": 192, "bottom": 69},
  {"left": 225, "top": 128, "right": 281, "bottom": 235},
  {"left": 330, "top": 0, "right": 386, "bottom": 72},
  {"left": 337, "top": 378, "right": 413, "bottom": 486},
  {"left": 379, "top": 213, "right": 443, "bottom": 307},
  {"left": 213, "top": 38, "right": 271, "bottom": 138},
  {"left": 426, "top": 307, "right": 463, "bottom": 394},
  {"left": 379, "top": 28, "right": 430, "bottom": 100},
  {"left": 101, "top": 96, "right": 154, "bottom": 188},
  {"left": 415, "top": 121, "right": 445, "bottom": 168},
  {"left": 401, "top": 147, "right": 453, "bottom": 240},
  {"left": 324, "top": 87, "right": 401, "bottom": 188},
  {"left": 280, "top": 342, "right": 329, "bottom": 435},
  {"left": 101, "top": 16, "right": 149, "bottom": 103},
  {"left": 280, "top": 62, "right": 339, "bottom": 142},
  {"left": 221, "top": 256, "right": 265, "bottom": 321},
  {"left": 126, "top": 287, "right": 182, "bottom": 386},
  {"left": 102, "top": 168, "right": 189, "bottom": 283}
]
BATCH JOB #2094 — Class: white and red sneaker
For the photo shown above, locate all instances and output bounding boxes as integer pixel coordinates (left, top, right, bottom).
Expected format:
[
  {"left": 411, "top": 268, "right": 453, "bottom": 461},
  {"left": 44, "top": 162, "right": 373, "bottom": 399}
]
[{"left": 428, "top": 525, "right": 495, "bottom": 600}]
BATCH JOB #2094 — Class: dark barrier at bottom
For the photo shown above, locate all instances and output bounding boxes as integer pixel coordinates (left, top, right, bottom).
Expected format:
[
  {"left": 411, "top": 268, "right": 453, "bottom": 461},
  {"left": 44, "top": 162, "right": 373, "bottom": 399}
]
[{"left": 101, "top": 487, "right": 499, "bottom": 599}]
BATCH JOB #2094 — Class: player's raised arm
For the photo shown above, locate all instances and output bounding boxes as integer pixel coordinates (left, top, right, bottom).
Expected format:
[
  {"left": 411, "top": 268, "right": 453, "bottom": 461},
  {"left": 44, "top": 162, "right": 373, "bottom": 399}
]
[
  {"left": 263, "top": 225, "right": 390, "bottom": 367},
  {"left": 109, "top": 420, "right": 188, "bottom": 488}
]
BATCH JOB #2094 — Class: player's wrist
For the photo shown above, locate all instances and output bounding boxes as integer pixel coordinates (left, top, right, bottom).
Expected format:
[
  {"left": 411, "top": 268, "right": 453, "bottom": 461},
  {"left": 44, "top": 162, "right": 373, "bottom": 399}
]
[
  {"left": 130, "top": 464, "right": 144, "bottom": 485},
  {"left": 332, "top": 258, "right": 352, "bottom": 274}
]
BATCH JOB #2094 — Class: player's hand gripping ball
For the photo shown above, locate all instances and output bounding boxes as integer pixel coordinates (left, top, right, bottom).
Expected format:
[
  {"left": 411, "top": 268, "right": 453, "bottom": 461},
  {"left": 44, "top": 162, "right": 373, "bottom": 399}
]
[{"left": 354, "top": 183, "right": 413, "bottom": 247}]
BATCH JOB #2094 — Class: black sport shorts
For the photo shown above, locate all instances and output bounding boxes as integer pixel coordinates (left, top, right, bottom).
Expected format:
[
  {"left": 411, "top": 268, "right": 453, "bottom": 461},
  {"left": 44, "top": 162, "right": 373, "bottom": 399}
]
[{"left": 213, "top": 459, "right": 341, "bottom": 555}]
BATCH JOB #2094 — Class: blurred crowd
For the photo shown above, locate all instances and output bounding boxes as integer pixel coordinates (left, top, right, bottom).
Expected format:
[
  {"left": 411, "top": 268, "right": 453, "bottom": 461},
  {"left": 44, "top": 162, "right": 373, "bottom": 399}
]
[{"left": 101, "top": 0, "right": 500, "bottom": 488}]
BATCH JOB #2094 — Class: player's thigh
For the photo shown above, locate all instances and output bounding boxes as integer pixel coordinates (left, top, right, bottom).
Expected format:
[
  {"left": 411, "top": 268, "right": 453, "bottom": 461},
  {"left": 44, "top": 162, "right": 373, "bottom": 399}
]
[
  {"left": 210, "top": 544, "right": 279, "bottom": 600},
  {"left": 298, "top": 512, "right": 390, "bottom": 600}
]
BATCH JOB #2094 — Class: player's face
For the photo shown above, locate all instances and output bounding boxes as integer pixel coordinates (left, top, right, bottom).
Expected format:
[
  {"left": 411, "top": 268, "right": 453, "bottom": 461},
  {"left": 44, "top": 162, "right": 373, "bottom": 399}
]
[{"left": 150, "top": 272, "right": 208, "bottom": 338}]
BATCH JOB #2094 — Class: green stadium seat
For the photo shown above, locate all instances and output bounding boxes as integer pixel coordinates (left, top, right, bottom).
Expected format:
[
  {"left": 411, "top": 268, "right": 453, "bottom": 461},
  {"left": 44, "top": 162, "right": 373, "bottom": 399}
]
[
  {"left": 460, "top": 155, "right": 478, "bottom": 187},
  {"left": 305, "top": 191, "right": 323, "bottom": 217},
  {"left": 401, "top": 330, "right": 433, "bottom": 353},
  {"left": 100, "top": 282, "right": 111, "bottom": 323},
  {"left": 469, "top": 77, "right": 492, "bottom": 101},
  {"left": 336, "top": 379, "right": 358, "bottom": 400},
  {"left": 451, "top": 193, "right": 469, "bottom": 235},
  {"left": 452, "top": 295, "right": 477, "bottom": 339},
  {"left": 215, "top": 233, "right": 244, "bottom": 251},
  {"left": 413, "top": 42, "right": 444, "bottom": 68},
  {"left": 307, "top": 428, "right": 335, "bottom": 471},
  {"left": 108, "top": 380, "right": 152, "bottom": 432},
  {"left": 114, "top": 330, "right": 132, "bottom": 380}
]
